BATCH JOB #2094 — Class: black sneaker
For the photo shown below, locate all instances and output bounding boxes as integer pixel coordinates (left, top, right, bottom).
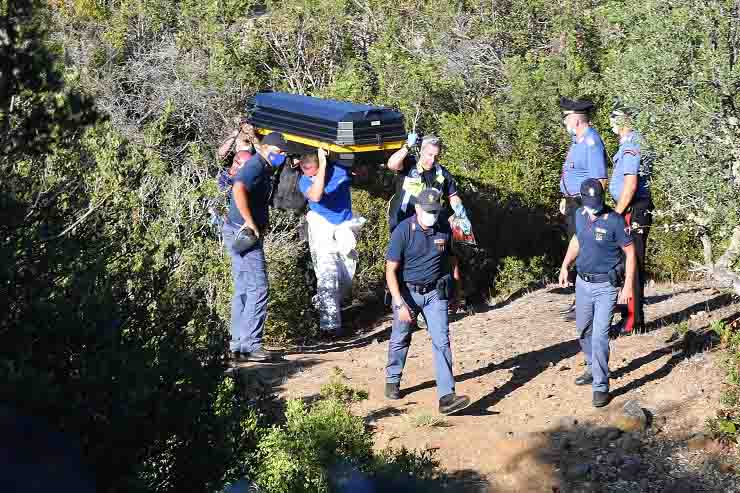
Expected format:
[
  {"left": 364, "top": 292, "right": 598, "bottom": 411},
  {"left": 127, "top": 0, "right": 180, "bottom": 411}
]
[
  {"left": 574, "top": 371, "right": 593, "bottom": 386},
  {"left": 245, "top": 348, "right": 275, "bottom": 362},
  {"left": 439, "top": 393, "right": 471, "bottom": 415},
  {"left": 230, "top": 351, "right": 248, "bottom": 363},
  {"left": 385, "top": 382, "right": 401, "bottom": 400},
  {"left": 593, "top": 391, "right": 610, "bottom": 408}
]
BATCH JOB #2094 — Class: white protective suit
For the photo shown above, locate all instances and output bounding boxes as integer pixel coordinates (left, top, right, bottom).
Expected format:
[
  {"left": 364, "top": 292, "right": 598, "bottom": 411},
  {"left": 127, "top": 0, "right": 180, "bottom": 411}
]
[{"left": 306, "top": 211, "right": 366, "bottom": 331}]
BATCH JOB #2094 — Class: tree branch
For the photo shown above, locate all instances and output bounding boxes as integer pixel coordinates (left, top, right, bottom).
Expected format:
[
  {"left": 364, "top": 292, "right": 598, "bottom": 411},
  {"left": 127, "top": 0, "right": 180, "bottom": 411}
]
[
  {"left": 717, "top": 225, "right": 740, "bottom": 270},
  {"left": 46, "top": 193, "right": 113, "bottom": 241}
]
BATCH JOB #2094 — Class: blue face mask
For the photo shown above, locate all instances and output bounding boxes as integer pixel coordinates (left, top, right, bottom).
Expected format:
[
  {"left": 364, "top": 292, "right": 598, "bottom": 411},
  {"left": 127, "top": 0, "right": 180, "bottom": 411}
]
[{"left": 268, "top": 152, "right": 286, "bottom": 166}]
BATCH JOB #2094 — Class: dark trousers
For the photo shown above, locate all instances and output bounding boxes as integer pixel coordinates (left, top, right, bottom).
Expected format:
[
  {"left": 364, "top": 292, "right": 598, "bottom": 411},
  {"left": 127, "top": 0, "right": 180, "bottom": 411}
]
[{"left": 620, "top": 199, "right": 653, "bottom": 331}]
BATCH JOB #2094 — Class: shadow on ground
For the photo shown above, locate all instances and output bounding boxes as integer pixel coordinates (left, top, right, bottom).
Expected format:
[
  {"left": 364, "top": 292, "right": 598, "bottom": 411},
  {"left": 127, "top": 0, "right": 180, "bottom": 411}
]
[
  {"left": 228, "top": 357, "right": 322, "bottom": 422},
  {"left": 645, "top": 292, "right": 737, "bottom": 332},
  {"left": 399, "top": 339, "right": 581, "bottom": 416}
]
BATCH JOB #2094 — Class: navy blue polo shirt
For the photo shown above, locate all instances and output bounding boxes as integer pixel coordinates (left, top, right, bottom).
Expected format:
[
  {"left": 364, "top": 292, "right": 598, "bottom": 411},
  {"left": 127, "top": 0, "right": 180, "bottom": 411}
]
[
  {"left": 575, "top": 207, "right": 633, "bottom": 274},
  {"left": 560, "top": 127, "right": 608, "bottom": 197},
  {"left": 386, "top": 215, "right": 452, "bottom": 285},
  {"left": 228, "top": 154, "right": 272, "bottom": 228}
]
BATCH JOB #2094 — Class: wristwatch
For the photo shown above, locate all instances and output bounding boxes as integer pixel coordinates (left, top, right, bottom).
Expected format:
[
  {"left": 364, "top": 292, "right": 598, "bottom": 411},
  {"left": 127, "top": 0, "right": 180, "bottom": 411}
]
[{"left": 392, "top": 301, "right": 405, "bottom": 310}]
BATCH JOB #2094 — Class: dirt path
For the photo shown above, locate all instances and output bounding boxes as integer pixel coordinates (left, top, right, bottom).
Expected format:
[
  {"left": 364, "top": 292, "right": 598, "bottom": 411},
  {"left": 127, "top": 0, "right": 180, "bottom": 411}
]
[{"left": 246, "top": 284, "right": 740, "bottom": 492}]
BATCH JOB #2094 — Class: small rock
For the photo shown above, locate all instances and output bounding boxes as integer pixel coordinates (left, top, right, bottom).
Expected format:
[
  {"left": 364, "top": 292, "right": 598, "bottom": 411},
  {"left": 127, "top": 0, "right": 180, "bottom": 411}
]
[
  {"left": 687, "top": 433, "right": 712, "bottom": 451},
  {"left": 559, "top": 416, "right": 579, "bottom": 430},
  {"left": 640, "top": 478, "right": 650, "bottom": 490},
  {"left": 614, "top": 400, "right": 648, "bottom": 432},
  {"left": 719, "top": 461, "right": 736, "bottom": 474}
]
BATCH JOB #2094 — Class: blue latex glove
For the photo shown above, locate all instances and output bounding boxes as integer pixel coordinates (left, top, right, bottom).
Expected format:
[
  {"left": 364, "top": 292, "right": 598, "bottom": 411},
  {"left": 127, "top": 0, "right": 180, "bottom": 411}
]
[
  {"left": 452, "top": 202, "right": 472, "bottom": 235},
  {"left": 406, "top": 132, "right": 418, "bottom": 148}
]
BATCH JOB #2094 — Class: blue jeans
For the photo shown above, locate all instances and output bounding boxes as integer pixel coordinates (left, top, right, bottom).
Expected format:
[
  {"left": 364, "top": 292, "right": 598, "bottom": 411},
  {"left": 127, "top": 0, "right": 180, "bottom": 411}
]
[
  {"left": 223, "top": 223, "right": 268, "bottom": 353},
  {"left": 576, "top": 276, "right": 618, "bottom": 393},
  {"left": 386, "top": 287, "right": 455, "bottom": 399}
]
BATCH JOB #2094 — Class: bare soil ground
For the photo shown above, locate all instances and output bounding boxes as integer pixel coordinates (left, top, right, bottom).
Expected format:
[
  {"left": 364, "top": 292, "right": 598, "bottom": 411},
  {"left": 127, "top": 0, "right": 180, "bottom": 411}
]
[{"left": 241, "top": 283, "right": 740, "bottom": 492}]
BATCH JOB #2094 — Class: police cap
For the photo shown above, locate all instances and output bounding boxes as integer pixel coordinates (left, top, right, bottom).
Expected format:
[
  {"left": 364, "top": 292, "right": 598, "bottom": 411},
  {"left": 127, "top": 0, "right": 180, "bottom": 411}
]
[
  {"left": 610, "top": 100, "right": 638, "bottom": 119},
  {"left": 416, "top": 188, "right": 443, "bottom": 212},
  {"left": 261, "top": 131, "right": 288, "bottom": 149},
  {"left": 560, "top": 97, "right": 595, "bottom": 115},
  {"left": 580, "top": 178, "right": 605, "bottom": 210}
]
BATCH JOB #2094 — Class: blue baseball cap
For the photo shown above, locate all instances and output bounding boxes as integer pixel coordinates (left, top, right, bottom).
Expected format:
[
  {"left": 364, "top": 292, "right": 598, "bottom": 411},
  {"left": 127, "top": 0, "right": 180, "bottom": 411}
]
[{"left": 580, "top": 178, "right": 605, "bottom": 210}]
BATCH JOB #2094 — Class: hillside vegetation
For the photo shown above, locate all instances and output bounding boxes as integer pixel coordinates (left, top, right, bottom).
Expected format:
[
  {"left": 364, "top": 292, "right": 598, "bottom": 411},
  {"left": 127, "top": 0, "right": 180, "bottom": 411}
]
[{"left": 2, "top": 0, "right": 739, "bottom": 491}]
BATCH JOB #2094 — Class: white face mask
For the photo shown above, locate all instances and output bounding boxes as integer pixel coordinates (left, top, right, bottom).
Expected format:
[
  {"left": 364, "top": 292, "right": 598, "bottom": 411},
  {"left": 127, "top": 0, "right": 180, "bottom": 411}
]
[
  {"left": 584, "top": 206, "right": 601, "bottom": 216},
  {"left": 567, "top": 125, "right": 577, "bottom": 137},
  {"left": 418, "top": 210, "right": 439, "bottom": 227},
  {"left": 609, "top": 118, "right": 620, "bottom": 135}
]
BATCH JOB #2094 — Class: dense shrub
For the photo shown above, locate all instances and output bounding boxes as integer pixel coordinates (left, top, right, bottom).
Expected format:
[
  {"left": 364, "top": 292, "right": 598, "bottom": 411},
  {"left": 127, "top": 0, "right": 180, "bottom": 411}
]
[
  {"left": 250, "top": 372, "right": 440, "bottom": 493},
  {"left": 6, "top": 0, "right": 740, "bottom": 487}
]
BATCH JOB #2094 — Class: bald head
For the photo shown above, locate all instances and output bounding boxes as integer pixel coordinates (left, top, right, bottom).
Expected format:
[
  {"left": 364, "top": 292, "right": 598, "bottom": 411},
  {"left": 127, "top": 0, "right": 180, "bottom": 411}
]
[{"left": 229, "top": 150, "right": 251, "bottom": 176}]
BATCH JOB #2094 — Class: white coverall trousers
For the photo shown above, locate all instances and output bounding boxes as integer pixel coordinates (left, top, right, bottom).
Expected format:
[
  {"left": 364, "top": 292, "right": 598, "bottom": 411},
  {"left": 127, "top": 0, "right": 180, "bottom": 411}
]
[{"left": 306, "top": 210, "right": 365, "bottom": 332}]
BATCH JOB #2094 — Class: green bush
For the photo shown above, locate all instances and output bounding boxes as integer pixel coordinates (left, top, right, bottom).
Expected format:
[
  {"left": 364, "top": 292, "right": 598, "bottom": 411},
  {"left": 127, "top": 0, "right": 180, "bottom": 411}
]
[
  {"left": 253, "top": 398, "right": 373, "bottom": 492},
  {"left": 251, "top": 380, "right": 442, "bottom": 493},
  {"left": 494, "top": 255, "right": 552, "bottom": 302},
  {"left": 708, "top": 319, "right": 740, "bottom": 442},
  {"left": 319, "top": 367, "right": 370, "bottom": 403}
]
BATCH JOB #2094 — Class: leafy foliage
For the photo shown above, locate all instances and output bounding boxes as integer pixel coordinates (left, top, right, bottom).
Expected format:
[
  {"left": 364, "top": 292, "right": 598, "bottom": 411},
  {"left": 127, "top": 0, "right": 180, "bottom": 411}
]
[
  {"left": 253, "top": 398, "right": 373, "bottom": 492},
  {"left": 2, "top": 2, "right": 257, "bottom": 491},
  {"left": 319, "top": 367, "right": 370, "bottom": 403},
  {"left": 5, "top": 0, "right": 740, "bottom": 488}
]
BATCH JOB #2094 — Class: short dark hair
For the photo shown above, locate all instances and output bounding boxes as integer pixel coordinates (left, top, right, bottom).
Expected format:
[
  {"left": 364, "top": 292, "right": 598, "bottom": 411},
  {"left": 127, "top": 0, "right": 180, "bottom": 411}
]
[{"left": 300, "top": 153, "right": 318, "bottom": 166}]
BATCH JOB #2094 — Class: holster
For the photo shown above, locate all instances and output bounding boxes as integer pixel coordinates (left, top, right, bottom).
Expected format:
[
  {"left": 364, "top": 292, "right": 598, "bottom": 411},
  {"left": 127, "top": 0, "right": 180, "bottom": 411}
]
[
  {"left": 436, "top": 275, "right": 454, "bottom": 301},
  {"left": 625, "top": 198, "right": 653, "bottom": 233},
  {"left": 608, "top": 264, "right": 625, "bottom": 288}
]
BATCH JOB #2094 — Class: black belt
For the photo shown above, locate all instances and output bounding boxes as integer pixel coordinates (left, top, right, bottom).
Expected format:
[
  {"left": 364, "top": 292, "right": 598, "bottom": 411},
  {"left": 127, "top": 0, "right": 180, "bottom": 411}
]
[
  {"left": 406, "top": 281, "right": 437, "bottom": 295},
  {"left": 579, "top": 272, "right": 610, "bottom": 283}
]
